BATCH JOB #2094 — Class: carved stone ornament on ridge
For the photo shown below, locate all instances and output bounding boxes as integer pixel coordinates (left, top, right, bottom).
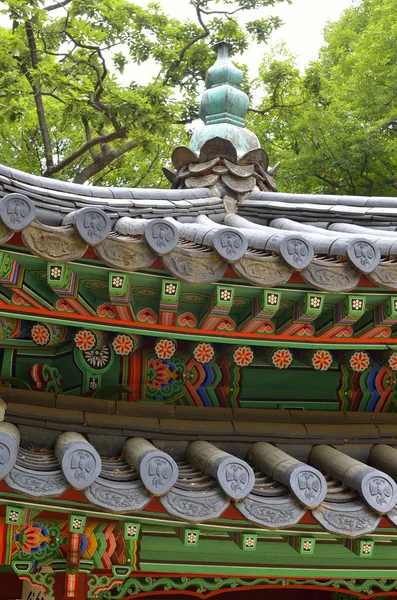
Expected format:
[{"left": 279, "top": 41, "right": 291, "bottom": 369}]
[
  {"left": 60, "top": 443, "right": 102, "bottom": 491},
  {"left": 160, "top": 489, "right": 229, "bottom": 522},
  {"left": 360, "top": 472, "right": 397, "bottom": 513},
  {"left": 0, "top": 426, "right": 19, "bottom": 481},
  {"left": 313, "top": 502, "right": 381, "bottom": 537},
  {"left": 347, "top": 239, "right": 380, "bottom": 274},
  {"left": 22, "top": 222, "right": 88, "bottom": 262},
  {"left": 5, "top": 467, "right": 68, "bottom": 497},
  {"left": 213, "top": 229, "right": 248, "bottom": 262},
  {"left": 368, "top": 262, "right": 397, "bottom": 290},
  {"left": 301, "top": 260, "right": 361, "bottom": 293},
  {"left": 144, "top": 219, "right": 179, "bottom": 255},
  {"left": 74, "top": 207, "right": 112, "bottom": 245},
  {"left": 0, "top": 193, "right": 35, "bottom": 231},
  {"left": 163, "top": 247, "right": 227, "bottom": 284},
  {"left": 238, "top": 495, "right": 305, "bottom": 528},
  {"left": 217, "top": 459, "right": 255, "bottom": 501},
  {"left": 290, "top": 468, "right": 327, "bottom": 509},
  {"left": 279, "top": 237, "right": 313, "bottom": 270},
  {"left": 140, "top": 453, "right": 179, "bottom": 496},
  {"left": 84, "top": 479, "right": 150, "bottom": 513},
  {"left": 95, "top": 236, "right": 155, "bottom": 271},
  {"left": 232, "top": 253, "right": 292, "bottom": 287}
]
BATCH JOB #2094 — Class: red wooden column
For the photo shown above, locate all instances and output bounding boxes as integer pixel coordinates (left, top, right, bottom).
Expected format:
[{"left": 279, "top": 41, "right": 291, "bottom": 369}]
[{"left": 54, "top": 573, "right": 89, "bottom": 600}]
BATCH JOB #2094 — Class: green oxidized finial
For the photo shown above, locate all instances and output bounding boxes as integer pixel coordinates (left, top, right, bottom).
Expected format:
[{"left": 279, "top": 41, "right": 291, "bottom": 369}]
[{"left": 190, "top": 41, "right": 260, "bottom": 155}]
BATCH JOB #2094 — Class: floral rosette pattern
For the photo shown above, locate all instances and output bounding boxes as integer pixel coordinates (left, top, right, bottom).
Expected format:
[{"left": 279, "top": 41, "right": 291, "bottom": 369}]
[
  {"left": 312, "top": 349, "right": 333, "bottom": 371},
  {"left": 233, "top": 346, "right": 254, "bottom": 367},
  {"left": 112, "top": 334, "right": 134, "bottom": 356},
  {"left": 74, "top": 330, "right": 96, "bottom": 352},
  {"left": 388, "top": 352, "right": 397, "bottom": 371},
  {"left": 193, "top": 342, "right": 215, "bottom": 364},
  {"left": 155, "top": 339, "right": 176, "bottom": 360},
  {"left": 31, "top": 323, "right": 50, "bottom": 346},
  {"left": 147, "top": 358, "right": 179, "bottom": 390},
  {"left": 349, "top": 351, "right": 370, "bottom": 372},
  {"left": 272, "top": 348, "right": 293, "bottom": 369}
]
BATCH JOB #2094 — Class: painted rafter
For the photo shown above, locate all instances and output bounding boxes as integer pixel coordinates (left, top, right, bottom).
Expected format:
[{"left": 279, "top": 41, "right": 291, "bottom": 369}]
[
  {"left": 159, "top": 279, "right": 180, "bottom": 326},
  {"left": 200, "top": 286, "right": 235, "bottom": 331},
  {"left": 47, "top": 262, "right": 98, "bottom": 316},
  {"left": 0, "top": 250, "right": 53, "bottom": 311},
  {"left": 108, "top": 272, "right": 135, "bottom": 321},
  {"left": 238, "top": 290, "right": 280, "bottom": 334},
  {"left": 316, "top": 294, "right": 366, "bottom": 338},
  {"left": 278, "top": 292, "right": 326, "bottom": 337}
]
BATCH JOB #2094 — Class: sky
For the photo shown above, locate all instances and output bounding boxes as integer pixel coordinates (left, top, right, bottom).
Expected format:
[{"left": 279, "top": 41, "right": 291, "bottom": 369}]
[
  {"left": 130, "top": 0, "right": 355, "bottom": 83},
  {"left": 0, "top": 0, "right": 355, "bottom": 80}
]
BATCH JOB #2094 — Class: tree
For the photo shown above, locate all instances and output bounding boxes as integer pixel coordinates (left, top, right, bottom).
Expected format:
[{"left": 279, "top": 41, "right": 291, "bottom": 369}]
[
  {"left": 0, "top": 0, "right": 288, "bottom": 184},
  {"left": 250, "top": 0, "right": 397, "bottom": 196}
]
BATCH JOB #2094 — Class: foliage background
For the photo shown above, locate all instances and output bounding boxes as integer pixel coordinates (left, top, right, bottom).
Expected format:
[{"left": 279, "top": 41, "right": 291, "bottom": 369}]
[{"left": 0, "top": 0, "right": 396, "bottom": 196}]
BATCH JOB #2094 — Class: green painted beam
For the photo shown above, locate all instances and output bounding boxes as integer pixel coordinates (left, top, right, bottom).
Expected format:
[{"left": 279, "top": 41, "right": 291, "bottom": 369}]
[{"left": 140, "top": 562, "right": 397, "bottom": 578}]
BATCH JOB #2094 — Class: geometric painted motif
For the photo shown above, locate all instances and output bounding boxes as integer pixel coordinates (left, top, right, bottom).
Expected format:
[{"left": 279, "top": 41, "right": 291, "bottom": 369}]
[
  {"left": 339, "top": 358, "right": 397, "bottom": 412},
  {"left": 140, "top": 348, "right": 240, "bottom": 407},
  {"left": 7, "top": 517, "right": 133, "bottom": 569}
]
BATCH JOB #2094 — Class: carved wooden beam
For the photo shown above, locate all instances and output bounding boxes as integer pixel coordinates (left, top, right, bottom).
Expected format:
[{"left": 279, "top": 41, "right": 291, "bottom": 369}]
[
  {"left": 356, "top": 297, "right": 397, "bottom": 339},
  {"left": 0, "top": 250, "right": 54, "bottom": 310}
]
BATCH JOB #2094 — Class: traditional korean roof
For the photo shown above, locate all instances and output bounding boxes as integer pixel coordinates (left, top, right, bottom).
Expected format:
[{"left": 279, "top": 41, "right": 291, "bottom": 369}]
[
  {"left": 3, "top": 158, "right": 397, "bottom": 294},
  {"left": 3, "top": 42, "right": 397, "bottom": 600},
  {"left": 2, "top": 391, "right": 397, "bottom": 538},
  {"left": 0, "top": 45, "right": 395, "bottom": 297}
]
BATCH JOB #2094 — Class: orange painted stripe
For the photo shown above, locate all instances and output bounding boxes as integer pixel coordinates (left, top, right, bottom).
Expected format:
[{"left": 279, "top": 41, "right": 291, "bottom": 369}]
[{"left": 0, "top": 300, "right": 395, "bottom": 346}]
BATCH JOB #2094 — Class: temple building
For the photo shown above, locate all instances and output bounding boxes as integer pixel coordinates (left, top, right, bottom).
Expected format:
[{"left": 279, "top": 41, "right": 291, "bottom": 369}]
[{"left": 1, "top": 41, "right": 397, "bottom": 599}]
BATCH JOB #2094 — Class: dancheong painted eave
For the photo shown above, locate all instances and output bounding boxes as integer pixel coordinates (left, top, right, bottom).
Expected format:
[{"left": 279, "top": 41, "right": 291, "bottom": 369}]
[{"left": 2, "top": 38, "right": 397, "bottom": 600}]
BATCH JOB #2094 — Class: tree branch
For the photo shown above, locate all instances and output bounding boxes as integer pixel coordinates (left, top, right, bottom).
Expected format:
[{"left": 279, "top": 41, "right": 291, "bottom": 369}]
[
  {"left": 21, "top": 21, "right": 54, "bottom": 170},
  {"left": 249, "top": 99, "right": 308, "bottom": 115},
  {"left": 43, "top": 130, "right": 123, "bottom": 176},
  {"left": 162, "top": 3, "right": 210, "bottom": 86},
  {"left": 132, "top": 146, "right": 160, "bottom": 187},
  {"left": 73, "top": 140, "right": 138, "bottom": 183},
  {"left": 45, "top": 0, "right": 73, "bottom": 11},
  {"left": 81, "top": 116, "right": 99, "bottom": 160}
]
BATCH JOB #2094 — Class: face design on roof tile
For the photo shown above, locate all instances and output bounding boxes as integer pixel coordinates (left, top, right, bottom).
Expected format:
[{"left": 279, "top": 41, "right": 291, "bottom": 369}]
[
  {"left": 0, "top": 443, "right": 10, "bottom": 465},
  {"left": 297, "top": 471, "right": 322, "bottom": 502},
  {"left": 368, "top": 476, "right": 393, "bottom": 507},
  {"left": 286, "top": 239, "right": 310, "bottom": 265},
  {"left": 71, "top": 450, "right": 96, "bottom": 481},
  {"left": 224, "top": 463, "right": 250, "bottom": 493},
  {"left": 145, "top": 221, "right": 178, "bottom": 254},
  {"left": 148, "top": 457, "right": 173, "bottom": 488},
  {"left": 84, "top": 212, "right": 106, "bottom": 240},
  {"left": 219, "top": 231, "right": 242, "bottom": 256},
  {"left": 353, "top": 241, "right": 375, "bottom": 267},
  {"left": 7, "top": 199, "right": 28, "bottom": 224},
  {"left": 152, "top": 223, "right": 174, "bottom": 248},
  {"left": 1, "top": 194, "right": 34, "bottom": 230}
]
